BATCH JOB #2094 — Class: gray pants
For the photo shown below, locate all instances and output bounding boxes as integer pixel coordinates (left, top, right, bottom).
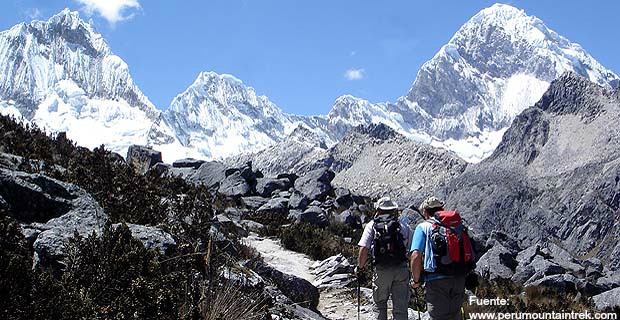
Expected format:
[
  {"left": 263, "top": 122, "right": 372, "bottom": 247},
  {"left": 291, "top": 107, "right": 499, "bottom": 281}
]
[
  {"left": 425, "top": 276, "right": 466, "bottom": 320},
  {"left": 373, "top": 264, "right": 410, "bottom": 320}
]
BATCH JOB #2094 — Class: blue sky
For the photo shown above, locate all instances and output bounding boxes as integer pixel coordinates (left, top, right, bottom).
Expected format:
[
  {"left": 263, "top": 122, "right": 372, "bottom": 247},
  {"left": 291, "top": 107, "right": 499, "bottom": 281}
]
[{"left": 1, "top": 1, "right": 619, "bottom": 115}]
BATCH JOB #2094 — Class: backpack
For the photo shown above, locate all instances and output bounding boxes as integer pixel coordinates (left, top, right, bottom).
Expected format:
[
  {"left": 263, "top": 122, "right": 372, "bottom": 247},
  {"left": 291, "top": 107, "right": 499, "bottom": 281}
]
[
  {"left": 372, "top": 214, "right": 408, "bottom": 266},
  {"left": 428, "top": 211, "right": 476, "bottom": 275}
]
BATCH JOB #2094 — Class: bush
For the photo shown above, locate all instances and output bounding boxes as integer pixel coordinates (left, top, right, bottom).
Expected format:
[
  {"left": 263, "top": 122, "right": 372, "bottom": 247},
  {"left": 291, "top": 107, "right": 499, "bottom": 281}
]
[{"left": 280, "top": 222, "right": 357, "bottom": 261}]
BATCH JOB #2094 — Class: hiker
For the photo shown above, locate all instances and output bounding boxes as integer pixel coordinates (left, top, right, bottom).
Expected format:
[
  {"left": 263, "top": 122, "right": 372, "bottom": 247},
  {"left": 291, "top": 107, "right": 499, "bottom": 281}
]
[
  {"left": 410, "top": 196, "right": 475, "bottom": 320},
  {"left": 356, "top": 197, "right": 413, "bottom": 320}
]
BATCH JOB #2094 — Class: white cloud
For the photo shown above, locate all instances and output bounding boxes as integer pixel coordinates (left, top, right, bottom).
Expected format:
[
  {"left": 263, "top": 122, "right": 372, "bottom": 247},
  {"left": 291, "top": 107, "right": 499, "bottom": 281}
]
[
  {"left": 25, "top": 8, "right": 42, "bottom": 20},
  {"left": 344, "top": 68, "right": 365, "bottom": 81},
  {"left": 75, "top": 0, "right": 141, "bottom": 25}
]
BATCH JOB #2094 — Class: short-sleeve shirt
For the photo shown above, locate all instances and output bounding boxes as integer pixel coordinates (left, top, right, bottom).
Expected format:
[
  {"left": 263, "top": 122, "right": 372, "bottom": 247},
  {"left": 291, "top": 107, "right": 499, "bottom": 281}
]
[
  {"left": 411, "top": 220, "right": 450, "bottom": 282},
  {"left": 358, "top": 216, "right": 414, "bottom": 261}
]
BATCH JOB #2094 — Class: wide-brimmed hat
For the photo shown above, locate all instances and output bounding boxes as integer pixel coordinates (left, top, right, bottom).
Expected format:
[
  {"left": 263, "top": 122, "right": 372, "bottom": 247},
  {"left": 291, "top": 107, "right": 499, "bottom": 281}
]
[
  {"left": 420, "top": 196, "right": 444, "bottom": 211},
  {"left": 375, "top": 197, "right": 399, "bottom": 211}
]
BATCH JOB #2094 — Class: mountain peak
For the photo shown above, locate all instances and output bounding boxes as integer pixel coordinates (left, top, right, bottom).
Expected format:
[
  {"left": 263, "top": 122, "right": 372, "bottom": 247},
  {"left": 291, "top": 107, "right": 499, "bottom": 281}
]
[
  {"left": 476, "top": 3, "right": 526, "bottom": 21},
  {"left": 47, "top": 8, "right": 87, "bottom": 30},
  {"left": 350, "top": 123, "right": 400, "bottom": 141}
]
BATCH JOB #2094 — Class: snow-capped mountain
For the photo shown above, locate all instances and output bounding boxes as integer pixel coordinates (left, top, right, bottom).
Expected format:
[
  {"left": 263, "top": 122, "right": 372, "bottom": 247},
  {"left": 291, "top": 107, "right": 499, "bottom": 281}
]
[
  {"left": 0, "top": 9, "right": 179, "bottom": 156},
  {"left": 323, "top": 3, "right": 619, "bottom": 161},
  {"left": 1, "top": 4, "right": 619, "bottom": 164},
  {"left": 159, "top": 71, "right": 303, "bottom": 159}
]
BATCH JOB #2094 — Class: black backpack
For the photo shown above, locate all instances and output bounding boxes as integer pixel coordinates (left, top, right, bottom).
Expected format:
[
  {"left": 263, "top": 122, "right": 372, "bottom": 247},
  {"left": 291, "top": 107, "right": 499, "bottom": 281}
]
[{"left": 372, "top": 214, "right": 407, "bottom": 266}]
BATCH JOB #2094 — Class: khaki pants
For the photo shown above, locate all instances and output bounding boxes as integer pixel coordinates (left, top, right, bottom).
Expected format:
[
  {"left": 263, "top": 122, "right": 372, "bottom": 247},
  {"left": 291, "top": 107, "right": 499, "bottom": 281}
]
[
  {"left": 425, "top": 276, "right": 466, "bottom": 320},
  {"left": 373, "top": 263, "right": 410, "bottom": 320}
]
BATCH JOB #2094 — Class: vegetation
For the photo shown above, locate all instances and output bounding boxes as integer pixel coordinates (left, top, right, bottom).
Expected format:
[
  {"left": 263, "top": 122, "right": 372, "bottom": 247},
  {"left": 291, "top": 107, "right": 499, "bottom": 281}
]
[{"left": 0, "top": 114, "right": 269, "bottom": 319}]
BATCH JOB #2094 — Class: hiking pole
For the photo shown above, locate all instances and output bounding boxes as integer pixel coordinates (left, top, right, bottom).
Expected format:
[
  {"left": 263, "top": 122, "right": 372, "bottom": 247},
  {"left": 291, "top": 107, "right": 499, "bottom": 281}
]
[
  {"left": 357, "top": 273, "right": 360, "bottom": 320},
  {"left": 410, "top": 205, "right": 425, "bottom": 222}
]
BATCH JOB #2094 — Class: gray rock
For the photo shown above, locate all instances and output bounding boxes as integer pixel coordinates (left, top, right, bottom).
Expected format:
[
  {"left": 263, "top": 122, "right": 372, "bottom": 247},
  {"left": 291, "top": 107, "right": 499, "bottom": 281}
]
[
  {"left": 334, "top": 187, "right": 353, "bottom": 208},
  {"left": 239, "top": 220, "right": 264, "bottom": 233},
  {"left": 149, "top": 162, "right": 170, "bottom": 176},
  {"left": 512, "top": 256, "right": 565, "bottom": 284},
  {"left": 298, "top": 206, "right": 329, "bottom": 227},
  {"left": 186, "top": 161, "right": 227, "bottom": 188},
  {"left": 218, "top": 171, "right": 251, "bottom": 197},
  {"left": 276, "top": 173, "right": 298, "bottom": 184},
  {"left": 278, "top": 191, "right": 291, "bottom": 198},
  {"left": 515, "top": 244, "right": 540, "bottom": 266},
  {"left": 475, "top": 244, "right": 517, "bottom": 280},
  {"left": 592, "top": 287, "right": 620, "bottom": 310},
  {"left": 249, "top": 260, "right": 320, "bottom": 310},
  {"left": 256, "top": 198, "right": 289, "bottom": 219},
  {"left": 126, "top": 145, "right": 162, "bottom": 174},
  {"left": 255, "top": 178, "right": 291, "bottom": 197},
  {"left": 113, "top": 223, "right": 176, "bottom": 255},
  {"left": 335, "top": 210, "right": 362, "bottom": 229},
  {"left": 596, "top": 272, "right": 620, "bottom": 292},
  {"left": 294, "top": 167, "right": 335, "bottom": 202},
  {"left": 525, "top": 274, "right": 579, "bottom": 293},
  {"left": 172, "top": 158, "right": 205, "bottom": 169},
  {"left": 288, "top": 191, "right": 309, "bottom": 210},
  {"left": 242, "top": 196, "right": 269, "bottom": 210},
  {"left": 310, "top": 254, "right": 353, "bottom": 289},
  {"left": 0, "top": 169, "right": 108, "bottom": 268},
  {"left": 223, "top": 207, "right": 245, "bottom": 222}
]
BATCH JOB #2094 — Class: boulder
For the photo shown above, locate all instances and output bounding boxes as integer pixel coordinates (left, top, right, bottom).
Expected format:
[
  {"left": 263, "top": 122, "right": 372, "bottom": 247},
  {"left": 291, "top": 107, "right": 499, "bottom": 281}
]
[
  {"left": 310, "top": 254, "right": 353, "bottom": 289},
  {"left": 592, "top": 287, "right": 620, "bottom": 311},
  {"left": 475, "top": 244, "right": 517, "bottom": 280},
  {"left": 242, "top": 196, "right": 270, "bottom": 210},
  {"left": 186, "top": 161, "right": 227, "bottom": 188},
  {"left": 515, "top": 244, "right": 540, "bottom": 266},
  {"left": 172, "top": 158, "right": 205, "bottom": 169},
  {"left": 113, "top": 223, "right": 176, "bottom": 255},
  {"left": 298, "top": 206, "right": 329, "bottom": 227},
  {"left": 149, "top": 162, "right": 170, "bottom": 176},
  {"left": 525, "top": 274, "right": 579, "bottom": 293},
  {"left": 218, "top": 171, "right": 251, "bottom": 197},
  {"left": 288, "top": 191, "right": 309, "bottom": 210},
  {"left": 239, "top": 220, "right": 265, "bottom": 233},
  {"left": 595, "top": 271, "right": 620, "bottom": 292},
  {"left": 334, "top": 187, "right": 353, "bottom": 208},
  {"left": 249, "top": 260, "right": 320, "bottom": 310},
  {"left": 512, "top": 255, "right": 565, "bottom": 284},
  {"left": 335, "top": 210, "right": 362, "bottom": 229},
  {"left": 293, "top": 167, "right": 335, "bottom": 202},
  {"left": 256, "top": 178, "right": 291, "bottom": 197},
  {"left": 276, "top": 173, "right": 298, "bottom": 184},
  {"left": 223, "top": 207, "right": 245, "bottom": 222},
  {"left": 126, "top": 145, "right": 162, "bottom": 174},
  {"left": 542, "top": 243, "right": 585, "bottom": 275},
  {"left": 0, "top": 169, "right": 108, "bottom": 268},
  {"left": 256, "top": 198, "right": 289, "bottom": 221}
]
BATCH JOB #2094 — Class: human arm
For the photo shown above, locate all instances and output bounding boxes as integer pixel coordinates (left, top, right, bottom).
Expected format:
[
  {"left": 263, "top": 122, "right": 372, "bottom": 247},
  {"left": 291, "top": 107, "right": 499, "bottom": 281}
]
[
  {"left": 409, "top": 224, "right": 426, "bottom": 287},
  {"left": 410, "top": 250, "right": 423, "bottom": 287}
]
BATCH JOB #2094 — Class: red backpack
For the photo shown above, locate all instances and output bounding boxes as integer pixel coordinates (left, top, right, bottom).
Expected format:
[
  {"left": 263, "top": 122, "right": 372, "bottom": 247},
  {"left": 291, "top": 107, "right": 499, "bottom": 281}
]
[{"left": 428, "top": 211, "right": 476, "bottom": 275}]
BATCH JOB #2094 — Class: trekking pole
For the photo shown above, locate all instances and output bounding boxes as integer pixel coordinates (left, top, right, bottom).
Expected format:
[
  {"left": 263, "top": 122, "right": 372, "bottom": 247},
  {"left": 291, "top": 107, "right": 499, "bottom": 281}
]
[
  {"left": 410, "top": 205, "right": 425, "bottom": 222},
  {"left": 357, "top": 273, "right": 360, "bottom": 320}
]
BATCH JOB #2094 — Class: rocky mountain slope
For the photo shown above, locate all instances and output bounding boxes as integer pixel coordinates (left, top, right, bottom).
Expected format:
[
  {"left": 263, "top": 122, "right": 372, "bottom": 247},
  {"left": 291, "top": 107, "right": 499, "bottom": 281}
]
[{"left": 437, "top": 72, "right": 620, "bottom": 272}]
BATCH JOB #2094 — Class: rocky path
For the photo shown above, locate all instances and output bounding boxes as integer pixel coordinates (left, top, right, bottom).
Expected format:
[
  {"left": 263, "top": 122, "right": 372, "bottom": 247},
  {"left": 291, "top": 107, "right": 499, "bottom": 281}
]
[
  {"left": 245, "top": 234, "right": 370, "bottom": 319},
  {"left": 245, "top": 234, "right": 427, "bottom": 320}
]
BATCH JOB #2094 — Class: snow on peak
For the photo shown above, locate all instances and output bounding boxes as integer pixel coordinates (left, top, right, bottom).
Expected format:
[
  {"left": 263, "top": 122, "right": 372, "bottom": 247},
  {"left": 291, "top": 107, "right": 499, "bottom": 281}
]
[{"left": 0, "top": 9, "right": 167, "bottom": 159}]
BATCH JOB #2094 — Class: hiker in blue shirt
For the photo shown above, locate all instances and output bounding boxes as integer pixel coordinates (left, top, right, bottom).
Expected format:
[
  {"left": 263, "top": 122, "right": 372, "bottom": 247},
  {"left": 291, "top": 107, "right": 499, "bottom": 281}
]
[{"left": 409, "top": 196, "right": 468, "bottom": 320}]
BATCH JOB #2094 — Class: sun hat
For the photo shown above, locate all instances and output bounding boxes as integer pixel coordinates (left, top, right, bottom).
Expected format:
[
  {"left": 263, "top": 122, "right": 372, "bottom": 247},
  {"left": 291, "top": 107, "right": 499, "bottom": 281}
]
[{"left": 375, "top": 197, "right": 399, "bottom": 211}]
